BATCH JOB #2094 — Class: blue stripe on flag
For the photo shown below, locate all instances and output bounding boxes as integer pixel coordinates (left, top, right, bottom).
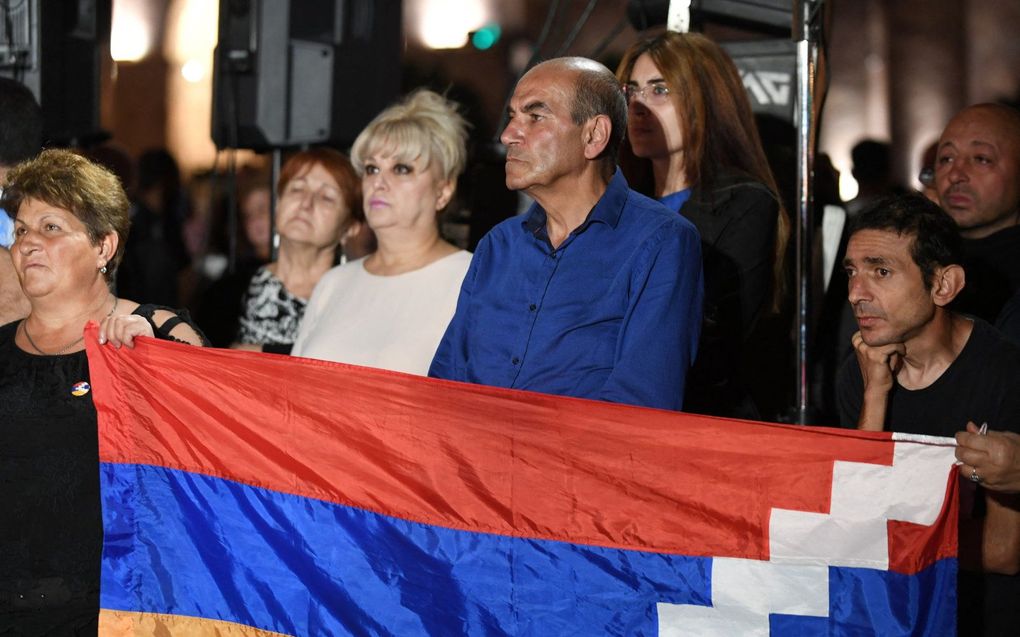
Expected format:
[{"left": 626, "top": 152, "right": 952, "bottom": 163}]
[
  {"left": 100, "top": 463, "right": 712, "bottom": 636},
  {"left": 828, "top": 562, "right": 956, "bottom": 634},
  {"left": 100, "top": 463, "right": 957, "bottom": 636},
  {"left": 770, "top": 559, "right": 957, "bottom": 635}
]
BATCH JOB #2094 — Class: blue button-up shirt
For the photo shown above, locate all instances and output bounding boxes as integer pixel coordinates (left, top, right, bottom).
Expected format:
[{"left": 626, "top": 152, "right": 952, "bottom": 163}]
[
  {"left": 0, "top": 209, "right": 12, "bottom": 248},
  {"left": 429, "top": 169, "right": 704, "bottom": 410}
]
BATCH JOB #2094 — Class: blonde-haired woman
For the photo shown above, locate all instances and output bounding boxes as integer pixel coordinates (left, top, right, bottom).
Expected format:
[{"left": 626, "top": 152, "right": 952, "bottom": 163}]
[
  {"left": 617, "top": 31, "right": 789, "bottom": 419},
  {"left": 292, "top": 90, "right": 472, "bottom": 375}
]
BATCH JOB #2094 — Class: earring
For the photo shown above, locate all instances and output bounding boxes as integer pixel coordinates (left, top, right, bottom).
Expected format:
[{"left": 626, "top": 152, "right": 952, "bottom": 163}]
[{"left": 100, "top": 264, "right": 108, "bottom": 274}]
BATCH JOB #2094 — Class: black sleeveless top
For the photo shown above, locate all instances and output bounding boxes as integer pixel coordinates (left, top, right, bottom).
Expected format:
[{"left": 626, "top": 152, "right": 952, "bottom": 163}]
[{"left": 0, "top": 306, "right": 205, "bottom": 634}]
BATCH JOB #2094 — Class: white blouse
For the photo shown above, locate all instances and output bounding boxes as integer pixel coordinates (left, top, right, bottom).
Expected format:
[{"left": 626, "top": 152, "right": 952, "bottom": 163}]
[{"left": 292, "top": 251, "right": 472, "bottom": 376}]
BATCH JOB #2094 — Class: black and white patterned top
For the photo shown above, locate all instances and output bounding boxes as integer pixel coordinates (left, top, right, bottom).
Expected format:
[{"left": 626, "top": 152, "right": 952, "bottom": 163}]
[{"left": 236, "top": 266, "right": 307, "bottom": 348}]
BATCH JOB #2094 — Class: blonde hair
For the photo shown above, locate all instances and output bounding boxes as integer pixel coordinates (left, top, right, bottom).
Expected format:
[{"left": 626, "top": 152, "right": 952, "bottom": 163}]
[{"left": 351, "top": 89, "right": 470, "bottom": 185}]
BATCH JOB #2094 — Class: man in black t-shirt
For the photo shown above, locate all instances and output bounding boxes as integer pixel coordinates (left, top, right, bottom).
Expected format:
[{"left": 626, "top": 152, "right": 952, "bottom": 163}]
[
  {"left": 996, "top": 288, "right": 1020, "bottom": 345},
  {"left": 836, "top": 194, "right": 1020, "bottom": 636},
  {"left": 935, "top": 103, "right": 1020, "bottom": 323}
]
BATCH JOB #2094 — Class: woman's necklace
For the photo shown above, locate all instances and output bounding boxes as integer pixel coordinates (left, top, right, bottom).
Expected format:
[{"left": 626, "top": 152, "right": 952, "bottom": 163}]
[{"left": 21, "top": 296, "right": 119, "bottom": 356}]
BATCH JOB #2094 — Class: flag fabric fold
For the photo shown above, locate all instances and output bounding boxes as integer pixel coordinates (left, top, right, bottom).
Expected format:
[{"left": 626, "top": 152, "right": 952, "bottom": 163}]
[{"left": 85, "top": 327, "right": 958, "bottom": 636}]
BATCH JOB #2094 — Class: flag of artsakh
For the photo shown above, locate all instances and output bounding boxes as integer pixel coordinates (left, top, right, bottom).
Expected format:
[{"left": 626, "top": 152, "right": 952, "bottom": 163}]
[{"left": 85, "top": 328, "right": 959, "bottom": 636}]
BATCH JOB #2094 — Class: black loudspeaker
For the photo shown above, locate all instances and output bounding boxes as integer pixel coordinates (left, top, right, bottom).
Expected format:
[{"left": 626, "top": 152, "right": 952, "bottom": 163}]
[
  {"left": 0, "top": 0, "right": 110, "bottom": 144},
  {"left": 212, "top": 0, "right": 401, "bottom": 150},
  {"left": 722, "top": 39, "right": 797, "bottom": 124},
  {"left": 695, "top": 0, "right": 791, "bottom": 31}
]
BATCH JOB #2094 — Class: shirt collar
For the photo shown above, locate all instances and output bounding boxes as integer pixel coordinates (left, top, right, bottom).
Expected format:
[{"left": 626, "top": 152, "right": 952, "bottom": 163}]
[{"left": 521, "top": 168, "right": 629, "bottom": 236}]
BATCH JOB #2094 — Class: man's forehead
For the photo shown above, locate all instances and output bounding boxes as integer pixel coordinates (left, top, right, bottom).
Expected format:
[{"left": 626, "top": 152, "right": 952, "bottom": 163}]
[
  {"left": 846, "top": 229, "right": 913, "bottom": 260},
  {"left": 512, "top": 66, "right": 573, "bottom": 107},
  {"left": 940, "top": 107, "right": 1020, "bottom": 153}
]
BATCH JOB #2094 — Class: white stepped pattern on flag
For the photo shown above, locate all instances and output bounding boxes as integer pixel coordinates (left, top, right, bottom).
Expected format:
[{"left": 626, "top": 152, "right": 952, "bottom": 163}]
[{"left": 657, "top": 437, "right": 956, "bottom": 636}]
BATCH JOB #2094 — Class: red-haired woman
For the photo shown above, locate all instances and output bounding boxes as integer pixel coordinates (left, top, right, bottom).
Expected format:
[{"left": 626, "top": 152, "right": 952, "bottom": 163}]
[{"left": 233, "top": 148, "right": 364, "bottom": 354}]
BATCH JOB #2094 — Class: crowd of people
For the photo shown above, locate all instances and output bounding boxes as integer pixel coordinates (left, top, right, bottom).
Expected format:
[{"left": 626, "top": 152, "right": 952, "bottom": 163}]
[{"left": 2, "top": 28, "right": 1020, "bottom": 634}]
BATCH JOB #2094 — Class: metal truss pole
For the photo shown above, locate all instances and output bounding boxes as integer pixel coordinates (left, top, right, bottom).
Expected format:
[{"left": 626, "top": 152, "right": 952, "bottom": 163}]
[{"left": 794, "top": 0, "right": 822, "bottom": 424}]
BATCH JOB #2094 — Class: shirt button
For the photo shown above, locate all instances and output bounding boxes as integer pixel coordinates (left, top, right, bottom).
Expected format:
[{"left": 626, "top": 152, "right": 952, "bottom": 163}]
[
  {"left": 512, "top": 357, "right": 520, "bottom": 365},
  {"left": 529, "top": 303, "right": 537, "bottom": 311}
]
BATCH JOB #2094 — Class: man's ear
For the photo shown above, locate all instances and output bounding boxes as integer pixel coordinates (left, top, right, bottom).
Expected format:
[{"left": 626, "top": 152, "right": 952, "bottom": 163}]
[
  {"left": 582, "top": 115, "right": 611, "bottom": 160},
  {"left": 931, "top": 264, "right": 965, "bottom": 307}
]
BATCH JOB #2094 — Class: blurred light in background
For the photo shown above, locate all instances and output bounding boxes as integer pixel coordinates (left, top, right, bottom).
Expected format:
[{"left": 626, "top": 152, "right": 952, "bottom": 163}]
[
  {"left": 471, "top": 23, "right": 502, "bottom": 50},
  {"left": 166, "top": 0, "right": 218, "bottom": 78},
  {"left": 165, "top": 0, "right": 220, "bottom": 173},
  {"left": 838, "top": 168, "right": 859, "bottom": 202},
  {"left": 110, "top": 0, "right": 156, "bottom": 61},
  {"left": 180, "top": 59, "right": 205, "bottom": 83},
  {"left": 416, "top": 0, "right": 490, "bottom": 49}
]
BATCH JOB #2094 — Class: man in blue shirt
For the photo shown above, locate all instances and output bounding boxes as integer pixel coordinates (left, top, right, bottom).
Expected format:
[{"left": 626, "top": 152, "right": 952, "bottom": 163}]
[{"left": 429, "top": 57, "right": 703, "bottom": 410}]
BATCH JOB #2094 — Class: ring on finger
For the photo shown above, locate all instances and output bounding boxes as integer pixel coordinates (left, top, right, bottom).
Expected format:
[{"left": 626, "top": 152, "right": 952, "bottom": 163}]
[{"left": 970, "top": 467, "right": 982, "bottom": 483}]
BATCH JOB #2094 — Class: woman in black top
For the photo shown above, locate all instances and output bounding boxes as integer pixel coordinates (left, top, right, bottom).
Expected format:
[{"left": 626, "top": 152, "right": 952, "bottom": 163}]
[
  {"left": 0, "top": 149, "right": 206, "bottom": 633},
  {"left": 617, "top": 32, "right": 790, "bottom": 419}
]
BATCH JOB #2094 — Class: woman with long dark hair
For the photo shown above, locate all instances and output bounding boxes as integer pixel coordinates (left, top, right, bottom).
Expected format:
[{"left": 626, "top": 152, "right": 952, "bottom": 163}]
[{"left": 617, "top": 31, "right": 790, "bottom": 418}]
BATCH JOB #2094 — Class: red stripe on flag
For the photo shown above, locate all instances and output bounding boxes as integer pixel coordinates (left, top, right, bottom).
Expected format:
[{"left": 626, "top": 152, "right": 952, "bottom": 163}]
[
  {"left": 888, "top": 472, "right": 959, "bottom": 573},
  {"left": 87, "top": 326, "right": 896, "bottom": 561}
]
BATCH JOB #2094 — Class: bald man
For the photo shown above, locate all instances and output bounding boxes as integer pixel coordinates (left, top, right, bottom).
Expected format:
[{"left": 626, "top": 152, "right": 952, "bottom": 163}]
[
  {"left": 936, "top": 103, "right": 1020, "bottom": 322},
  {"left": 0, "top": 77, "right": 41, "bottom": 324},
  {"left": 1, "top": 177, "right": 30, "bottom": 325},
  {"left": 0, "top": 247, "right": 29, "bottom": 324},
  {"left": 430, "top": 57, "right": 703, "bottom": 410}
]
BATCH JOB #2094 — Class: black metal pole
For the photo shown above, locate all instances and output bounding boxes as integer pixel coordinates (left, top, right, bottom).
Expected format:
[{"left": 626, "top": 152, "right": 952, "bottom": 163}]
[{"left": 270, "top": 148, "right": 281, "bottom": 261}]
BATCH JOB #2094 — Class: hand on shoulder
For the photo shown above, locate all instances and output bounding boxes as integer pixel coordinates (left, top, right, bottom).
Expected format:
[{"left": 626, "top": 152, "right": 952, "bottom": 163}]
[
  {"left": 98, "top": 311, "right": 153, "bottom": 349},
  {"left": 99, "top": 300, "right": 207, "bottom": 348}
]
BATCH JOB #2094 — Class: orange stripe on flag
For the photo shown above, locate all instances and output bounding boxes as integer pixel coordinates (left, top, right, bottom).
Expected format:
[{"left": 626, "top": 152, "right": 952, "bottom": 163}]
[{"left": 99, "top": 609, "right": 293, "bottom": 636}]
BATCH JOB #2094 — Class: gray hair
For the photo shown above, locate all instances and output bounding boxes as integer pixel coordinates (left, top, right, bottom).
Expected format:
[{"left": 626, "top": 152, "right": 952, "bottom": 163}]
[{"left": 533, "top": 57, "right": 627, "bottom": 174}]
